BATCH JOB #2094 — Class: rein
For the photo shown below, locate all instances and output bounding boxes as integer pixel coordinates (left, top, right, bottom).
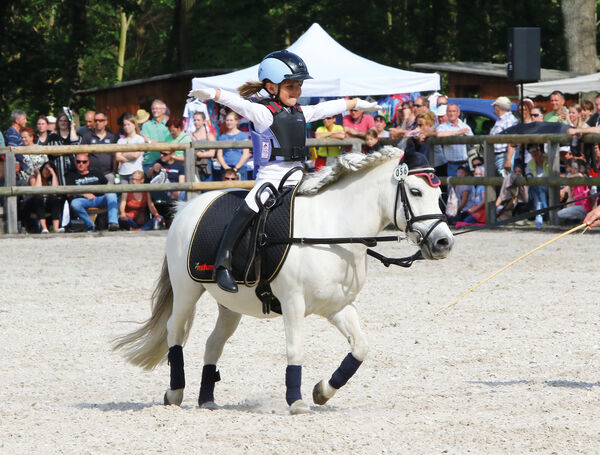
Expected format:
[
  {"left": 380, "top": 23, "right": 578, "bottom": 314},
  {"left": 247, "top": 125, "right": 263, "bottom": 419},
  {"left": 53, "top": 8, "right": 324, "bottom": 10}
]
[{"left": 260, "top": 165, "right": 447, "bottom": 268}]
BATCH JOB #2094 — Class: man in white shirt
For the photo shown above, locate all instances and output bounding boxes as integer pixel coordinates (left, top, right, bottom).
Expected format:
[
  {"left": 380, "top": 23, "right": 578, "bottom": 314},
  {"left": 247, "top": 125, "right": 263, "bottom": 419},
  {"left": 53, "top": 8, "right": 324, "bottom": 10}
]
[{"left": 436, "top": 104, "right": 473, "bottom": 176}]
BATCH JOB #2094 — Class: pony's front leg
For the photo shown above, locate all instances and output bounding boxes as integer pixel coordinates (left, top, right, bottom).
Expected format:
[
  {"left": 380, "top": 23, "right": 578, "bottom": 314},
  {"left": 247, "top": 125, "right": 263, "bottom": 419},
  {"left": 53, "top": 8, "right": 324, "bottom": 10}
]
[
  {"left": 282, "top": 297, "right": 310, "bottom": 415},
  {"left": 198, "top": 304, "right": 241, "bottom": 409},
  {"left": 313, "top": 304, "right": 368, "bottom": 406}
]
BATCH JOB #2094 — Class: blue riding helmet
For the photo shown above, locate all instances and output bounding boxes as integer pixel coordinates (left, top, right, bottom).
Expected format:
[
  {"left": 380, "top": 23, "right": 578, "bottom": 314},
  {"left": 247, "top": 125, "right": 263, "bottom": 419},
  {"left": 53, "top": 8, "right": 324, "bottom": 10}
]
[{"left": 258, "top": 50, "right": 313, "bottom": 84}]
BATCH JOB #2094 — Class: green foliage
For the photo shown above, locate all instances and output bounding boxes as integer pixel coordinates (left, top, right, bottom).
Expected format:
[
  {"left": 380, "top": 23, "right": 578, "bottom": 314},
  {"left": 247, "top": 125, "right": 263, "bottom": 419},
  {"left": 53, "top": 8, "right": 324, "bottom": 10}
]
[{"left": 0, "top": 0, "right": 592, "bottom": 128}]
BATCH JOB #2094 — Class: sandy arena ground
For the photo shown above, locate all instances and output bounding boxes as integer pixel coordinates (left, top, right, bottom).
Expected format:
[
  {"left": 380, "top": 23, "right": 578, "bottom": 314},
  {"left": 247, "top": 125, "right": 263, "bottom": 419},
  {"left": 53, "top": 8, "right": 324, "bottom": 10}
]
[{"left": 0, "top": 229, "right": 598, "bottom": 454}]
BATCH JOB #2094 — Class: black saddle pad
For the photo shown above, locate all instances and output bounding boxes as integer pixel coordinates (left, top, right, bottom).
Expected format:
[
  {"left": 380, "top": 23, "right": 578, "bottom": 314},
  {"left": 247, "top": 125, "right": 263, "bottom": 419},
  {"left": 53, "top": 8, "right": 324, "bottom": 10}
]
[{"left": 187, "top": 187, "right": 297, "bottom": 284}]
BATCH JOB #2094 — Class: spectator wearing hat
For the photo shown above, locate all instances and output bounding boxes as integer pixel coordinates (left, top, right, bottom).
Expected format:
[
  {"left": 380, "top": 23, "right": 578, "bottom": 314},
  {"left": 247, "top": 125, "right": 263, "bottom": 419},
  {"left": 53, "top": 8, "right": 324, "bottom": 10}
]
[
  {"left": 136, "top": 109, "right": 150, "bottom": 128},
  {"left": 490, "top": 96, "right": 518, "bottom": 176},
  {"left": 77, "top": 110, "right": 96, "bottom": 137},
  {"left": 436, "top": 103, "right": 473, "bottom": 177},
  {"left": 430, "top": 102, "right": 449, "bottom": 177},
  {"left": 46, "top": 115, "right": 57, "bottom": 133}
]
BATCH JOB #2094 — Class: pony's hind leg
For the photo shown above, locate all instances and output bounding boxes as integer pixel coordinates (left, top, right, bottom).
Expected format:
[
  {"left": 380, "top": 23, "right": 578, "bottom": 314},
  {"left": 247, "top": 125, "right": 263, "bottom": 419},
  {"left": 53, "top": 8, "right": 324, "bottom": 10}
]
[
  {"left": 198, "top": 303, "right": 241, "bottom": 409},
  {"left": 313, "top": 304, "right": 368, "bottom": 406},
  {"left": 163, "top": 286, "right": 204, "bottom": 406}
]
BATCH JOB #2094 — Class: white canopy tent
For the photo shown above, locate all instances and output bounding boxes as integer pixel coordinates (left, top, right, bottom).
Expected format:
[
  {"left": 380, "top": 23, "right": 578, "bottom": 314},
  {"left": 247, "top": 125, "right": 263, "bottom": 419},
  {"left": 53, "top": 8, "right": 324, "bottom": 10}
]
[
  {"left": 522, "top": 72, "right": 600, "bottom": 97},
  {"left": 191, "top": 23, "right": 440, "bottom": 97}
]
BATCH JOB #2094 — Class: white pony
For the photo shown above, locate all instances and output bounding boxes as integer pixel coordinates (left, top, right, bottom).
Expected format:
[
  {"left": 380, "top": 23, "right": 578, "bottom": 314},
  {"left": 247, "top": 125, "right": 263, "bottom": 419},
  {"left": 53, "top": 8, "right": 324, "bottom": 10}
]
[{"left": 113, "top": 147, "right": 454, "bottom": 414}]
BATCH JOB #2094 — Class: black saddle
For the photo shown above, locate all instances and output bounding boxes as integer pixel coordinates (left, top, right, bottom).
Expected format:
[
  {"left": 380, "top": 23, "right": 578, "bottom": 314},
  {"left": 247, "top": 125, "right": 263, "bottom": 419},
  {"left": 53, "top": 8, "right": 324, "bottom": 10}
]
[{"left": 187, "top": 186, "right": 297, "bottom": 287}]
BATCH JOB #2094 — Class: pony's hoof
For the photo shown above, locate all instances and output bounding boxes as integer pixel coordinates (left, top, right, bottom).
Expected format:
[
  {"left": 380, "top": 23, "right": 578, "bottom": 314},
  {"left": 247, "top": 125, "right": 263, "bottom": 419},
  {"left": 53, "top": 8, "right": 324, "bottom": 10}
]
[
  {"left": 164, "top": 388, "right": 184, "bottom": 406},
  {"left": 199, "top": 400, "right": 219, "bottom": 410},
  {"left": 312, "top": 380, "right": 336, "bottom": 405},
  {"left": 289, "top": 399, "right": 311, "bottom": 415}
]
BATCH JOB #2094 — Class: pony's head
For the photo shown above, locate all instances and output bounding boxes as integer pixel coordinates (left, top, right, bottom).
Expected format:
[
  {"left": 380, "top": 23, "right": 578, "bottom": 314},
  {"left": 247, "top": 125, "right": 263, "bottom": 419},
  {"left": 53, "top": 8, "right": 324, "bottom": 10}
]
[{"left": 392, "top": 149, "right": 453, "bottom": 259}]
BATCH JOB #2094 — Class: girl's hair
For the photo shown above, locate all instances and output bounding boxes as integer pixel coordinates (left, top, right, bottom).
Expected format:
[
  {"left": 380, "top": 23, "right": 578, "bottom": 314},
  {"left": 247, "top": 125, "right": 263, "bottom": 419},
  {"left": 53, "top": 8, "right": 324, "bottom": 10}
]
[
  {"left": 238, "top": 81, "right": 265, "bottom": 99},
  {"left": 166, "top": 116, "right": 184, "bottom": 129},
  {"left": 225, "top": 111, "right": 239, "bottom": 121},
  {"left": 365, "top": 128, "right": 378, "bottom": 139},
  {"left": 193, "top": 112, "right": 206, "bottom": 121},
  {"left": 37, "top": 115, "right": 48, "bottom": 124},
  {"left": 121, "top": 113, "right": 140, "bottom": 135}
]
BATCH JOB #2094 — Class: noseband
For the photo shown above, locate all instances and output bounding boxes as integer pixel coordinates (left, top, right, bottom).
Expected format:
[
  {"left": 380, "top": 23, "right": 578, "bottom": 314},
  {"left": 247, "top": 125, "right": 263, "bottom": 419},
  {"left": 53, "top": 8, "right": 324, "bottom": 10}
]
[{"left": 392, "top": 164, "right": 447, "bottom": 246}]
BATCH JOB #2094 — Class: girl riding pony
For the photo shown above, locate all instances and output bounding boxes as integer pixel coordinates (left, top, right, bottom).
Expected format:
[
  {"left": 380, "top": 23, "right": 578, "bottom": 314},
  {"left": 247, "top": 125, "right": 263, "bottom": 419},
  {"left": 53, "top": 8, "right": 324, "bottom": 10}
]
[{"left": 189, "top": 50, "right": 380, "bottom": 292}]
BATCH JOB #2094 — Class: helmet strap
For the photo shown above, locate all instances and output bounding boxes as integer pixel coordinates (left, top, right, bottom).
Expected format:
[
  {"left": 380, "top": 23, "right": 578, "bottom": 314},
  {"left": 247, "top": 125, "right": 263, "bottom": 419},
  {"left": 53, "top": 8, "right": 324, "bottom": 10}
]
[{"left": 264, "top": 81, "right": 281, "bottom": 102}]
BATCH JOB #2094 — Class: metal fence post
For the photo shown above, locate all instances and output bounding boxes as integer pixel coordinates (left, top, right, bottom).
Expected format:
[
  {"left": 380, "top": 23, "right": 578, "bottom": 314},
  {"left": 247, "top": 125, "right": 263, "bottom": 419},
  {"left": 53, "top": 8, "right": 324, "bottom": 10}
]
[
  {"left": 546, "top": 140, "right": 560, "bottom": 225},
  {"left": 482, "top": 140, "right": 496, "bottom": 225},
  {"left": 184, "top": 142, "right": 195, "bottom": 201},
  {"left": 4, "top": 150, "right": 18, "bottom": 234}
]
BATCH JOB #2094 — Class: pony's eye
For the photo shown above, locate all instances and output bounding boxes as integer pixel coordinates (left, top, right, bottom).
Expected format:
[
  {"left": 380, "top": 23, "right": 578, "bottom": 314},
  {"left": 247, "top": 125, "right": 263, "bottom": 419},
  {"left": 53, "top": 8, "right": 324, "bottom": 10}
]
[{"left": 410, "top": 188, "right": 422, "bottom": 197}]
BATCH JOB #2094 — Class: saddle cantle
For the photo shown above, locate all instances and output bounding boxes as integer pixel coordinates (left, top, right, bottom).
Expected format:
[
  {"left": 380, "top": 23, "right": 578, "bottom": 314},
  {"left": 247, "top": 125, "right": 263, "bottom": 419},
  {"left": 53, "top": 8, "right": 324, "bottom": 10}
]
[{"left": 187, "top": 187, "right": 297, "bottom": 285}]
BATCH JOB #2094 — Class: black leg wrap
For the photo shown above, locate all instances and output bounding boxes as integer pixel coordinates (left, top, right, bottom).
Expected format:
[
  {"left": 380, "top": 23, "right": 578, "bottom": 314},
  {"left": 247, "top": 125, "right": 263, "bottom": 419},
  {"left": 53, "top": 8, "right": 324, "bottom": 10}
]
[
  {"left": 198, "top": 364, "right": 221, "bottom": 405},
  {"left": 329, "top": 353, "right": 362, "bottom": 390},
  {"left": 168, "top": 345, "right": 185, "bottom": 390},
  {"left": 285, "top": 365, "right": 302, "bottom": 406}
]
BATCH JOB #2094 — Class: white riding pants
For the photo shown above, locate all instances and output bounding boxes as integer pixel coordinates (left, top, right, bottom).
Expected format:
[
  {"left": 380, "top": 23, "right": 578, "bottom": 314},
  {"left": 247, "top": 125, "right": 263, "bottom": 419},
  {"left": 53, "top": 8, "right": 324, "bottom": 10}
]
[{"left": 244, "top": 161, "right": 304, "bottom": 212}]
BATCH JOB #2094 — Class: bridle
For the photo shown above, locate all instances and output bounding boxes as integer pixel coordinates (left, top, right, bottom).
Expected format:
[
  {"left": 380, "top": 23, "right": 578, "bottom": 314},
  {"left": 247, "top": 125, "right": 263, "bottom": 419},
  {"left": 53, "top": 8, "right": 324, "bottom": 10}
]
[{"left": 392, "top": 163, "right": 447, "bottom": 246}]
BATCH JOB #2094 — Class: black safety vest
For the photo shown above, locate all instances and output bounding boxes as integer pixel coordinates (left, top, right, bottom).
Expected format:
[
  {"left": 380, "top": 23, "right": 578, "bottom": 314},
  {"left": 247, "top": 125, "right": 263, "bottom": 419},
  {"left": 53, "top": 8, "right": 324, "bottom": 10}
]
[{"left": 261, "top": 100, "right": 308, "bottom": 161}]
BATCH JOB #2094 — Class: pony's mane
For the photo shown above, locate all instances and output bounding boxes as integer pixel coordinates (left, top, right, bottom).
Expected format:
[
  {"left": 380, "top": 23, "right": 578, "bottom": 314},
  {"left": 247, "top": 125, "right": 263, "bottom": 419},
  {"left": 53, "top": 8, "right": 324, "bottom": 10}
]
[{"left": 298, "top": 146, "right": 403, "bottom": 195}]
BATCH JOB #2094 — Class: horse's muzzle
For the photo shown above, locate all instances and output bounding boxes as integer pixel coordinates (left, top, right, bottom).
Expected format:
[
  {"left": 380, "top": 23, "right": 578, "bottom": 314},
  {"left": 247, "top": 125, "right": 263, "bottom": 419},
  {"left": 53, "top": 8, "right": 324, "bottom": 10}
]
[{"left": 419, "top": 224, "right": 454, "bottom": 260}]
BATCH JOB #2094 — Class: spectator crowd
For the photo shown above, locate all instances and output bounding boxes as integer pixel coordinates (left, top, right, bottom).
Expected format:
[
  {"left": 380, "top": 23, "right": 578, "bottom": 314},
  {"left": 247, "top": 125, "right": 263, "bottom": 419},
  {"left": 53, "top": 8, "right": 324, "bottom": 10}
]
[{"left": 1, "top": 89, "right": 598, "bottom": 233}]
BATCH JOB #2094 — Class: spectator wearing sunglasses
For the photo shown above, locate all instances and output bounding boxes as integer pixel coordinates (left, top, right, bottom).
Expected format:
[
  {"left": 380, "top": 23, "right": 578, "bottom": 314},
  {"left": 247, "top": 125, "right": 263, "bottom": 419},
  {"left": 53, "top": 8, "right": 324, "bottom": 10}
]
[
  {"left": 65, "top": 153, "right": 118, "bottom": 232},
  {"left": 530, "top": 107, "right": 544, "bottom": 122},
  {"left": 81, "top": 112, "right": 118, "bottom": 183}
]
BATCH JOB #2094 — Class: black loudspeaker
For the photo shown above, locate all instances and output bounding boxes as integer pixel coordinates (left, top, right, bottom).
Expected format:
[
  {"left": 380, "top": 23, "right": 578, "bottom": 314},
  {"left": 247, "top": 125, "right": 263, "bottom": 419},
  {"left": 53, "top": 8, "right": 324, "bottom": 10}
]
[{"left": 507, "top": 27, "right": 540, "bottom": 82}]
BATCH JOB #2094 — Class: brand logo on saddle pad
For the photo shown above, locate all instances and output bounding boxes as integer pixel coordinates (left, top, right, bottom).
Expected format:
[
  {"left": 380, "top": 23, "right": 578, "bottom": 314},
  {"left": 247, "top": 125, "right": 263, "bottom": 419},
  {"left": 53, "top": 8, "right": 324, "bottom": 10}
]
[
  {"left": 393, "top": 163, "right": 409, "bottom": 182},
  {"left": 194, "top": 262, "right": 214, "bottom": 271}
]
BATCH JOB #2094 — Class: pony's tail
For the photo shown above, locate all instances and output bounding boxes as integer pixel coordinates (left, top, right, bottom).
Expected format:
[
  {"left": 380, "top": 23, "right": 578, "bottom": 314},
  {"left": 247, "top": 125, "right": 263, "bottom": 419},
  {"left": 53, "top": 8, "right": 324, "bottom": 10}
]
[{"left": 112, "top": 256, "right": 174, "bottom": 370}]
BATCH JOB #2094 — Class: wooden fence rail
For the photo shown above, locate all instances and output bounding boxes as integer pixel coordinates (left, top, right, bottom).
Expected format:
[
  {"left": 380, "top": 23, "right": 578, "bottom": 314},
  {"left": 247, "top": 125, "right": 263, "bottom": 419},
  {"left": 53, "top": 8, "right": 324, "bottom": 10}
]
[{"left": 2, "top": 134, "right": 600, "bottom": 234}]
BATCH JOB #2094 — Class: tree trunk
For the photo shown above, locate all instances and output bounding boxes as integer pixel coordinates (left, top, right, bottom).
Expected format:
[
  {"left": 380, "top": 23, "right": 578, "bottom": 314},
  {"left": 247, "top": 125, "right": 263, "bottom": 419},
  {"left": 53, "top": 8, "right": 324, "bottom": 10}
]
[
  {"left": 117, "top": 12, "right": 133, "bottom": 82},
  {"left": 561, "top": 0, "right": 600, "bottom": 73}
]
